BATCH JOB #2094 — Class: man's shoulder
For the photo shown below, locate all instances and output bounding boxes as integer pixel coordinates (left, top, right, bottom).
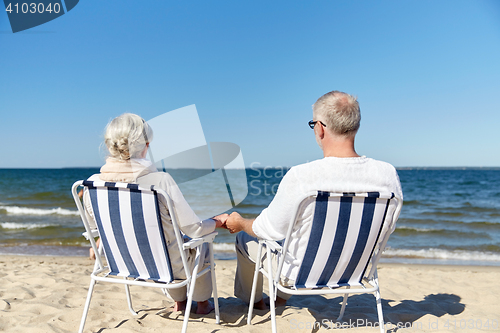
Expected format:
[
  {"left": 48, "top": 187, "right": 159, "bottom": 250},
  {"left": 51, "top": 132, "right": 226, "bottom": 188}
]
[
  {"left": 290, "top": 156, "right": 395, "bottom": 169},
  {"left": 288, "top": 158, "right": 326, "bottom": 171},
  {"left": 363, "top": 157, "right": 398, "bottom": 171},
  {"left": 285, "top": 157, "right": 398, "bottom": 177},
  {"left": 287, "top": 157, "right": 399, "bottom": 185}
]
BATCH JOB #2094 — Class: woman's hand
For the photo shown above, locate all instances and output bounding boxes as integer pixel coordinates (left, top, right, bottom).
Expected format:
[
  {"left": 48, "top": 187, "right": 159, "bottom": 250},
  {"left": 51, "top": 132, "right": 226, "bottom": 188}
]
[{"left": 212, "top": 213, "right": 229, "bottom": 228}]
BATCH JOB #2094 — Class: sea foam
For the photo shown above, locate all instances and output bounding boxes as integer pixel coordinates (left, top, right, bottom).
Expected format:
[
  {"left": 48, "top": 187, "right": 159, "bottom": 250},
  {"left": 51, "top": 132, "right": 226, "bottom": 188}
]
[
  {"left": 396, "top": 226, "right": 437, "bottom": 232},
  {"left": 0, "top": 222, "right": 56, "bottom": 230},
  {"left": 0, "top": 206, "right": 79, "bottom": 216},
  {"left": 213, "top": 243, "right": 236, "bottom": 252},
  {"left": 383, "top": 247, "right": 500, "bottom": 262}
]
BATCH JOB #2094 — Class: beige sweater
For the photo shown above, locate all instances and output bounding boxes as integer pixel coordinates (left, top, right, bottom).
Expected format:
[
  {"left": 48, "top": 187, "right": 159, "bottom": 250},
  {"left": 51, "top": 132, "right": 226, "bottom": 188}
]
[{"left": 83, "top": 157, "right": 216, "bottom": 278}]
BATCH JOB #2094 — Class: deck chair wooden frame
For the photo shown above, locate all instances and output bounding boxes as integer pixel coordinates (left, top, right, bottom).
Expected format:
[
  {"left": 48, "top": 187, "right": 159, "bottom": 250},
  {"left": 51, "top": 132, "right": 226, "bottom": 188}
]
[
  {"left": 72, "top": 180, "right": 220, "bottom": 333},
  {"left": 247, "top": 191, "right": 402, "bottom": 333}
]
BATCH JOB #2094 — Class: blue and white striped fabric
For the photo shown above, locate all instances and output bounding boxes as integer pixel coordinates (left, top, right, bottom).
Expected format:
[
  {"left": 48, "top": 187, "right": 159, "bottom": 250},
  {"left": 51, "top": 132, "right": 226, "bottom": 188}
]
[
  {"left": 295, "top": 191, "right": 394, "bottom": 289},
  {"left": 83, "top": 180, "right": 173, "bottom": 283}
]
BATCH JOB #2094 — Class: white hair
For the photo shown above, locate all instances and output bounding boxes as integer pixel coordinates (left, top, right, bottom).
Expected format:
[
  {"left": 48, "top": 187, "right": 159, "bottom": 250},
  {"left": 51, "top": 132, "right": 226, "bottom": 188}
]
[
  {"left": 104, "top": 113, "right": 153, "bottom": 160},
  {"left": 312, "top": 91, "right": 361, "bottom": 137}
]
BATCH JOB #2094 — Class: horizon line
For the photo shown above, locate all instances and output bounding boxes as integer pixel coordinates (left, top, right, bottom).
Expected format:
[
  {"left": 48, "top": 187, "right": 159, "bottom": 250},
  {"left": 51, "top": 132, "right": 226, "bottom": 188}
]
[{"left": 1, "top": 166, "right": 500, "bottom": 170}]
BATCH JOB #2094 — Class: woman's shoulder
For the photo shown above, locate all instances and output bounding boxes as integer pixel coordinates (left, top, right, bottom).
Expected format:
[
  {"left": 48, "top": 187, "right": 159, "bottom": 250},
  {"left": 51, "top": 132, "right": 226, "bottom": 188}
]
[
  {"left": 86, "top": 174, "right": 102, "bottom": 181},
  {"left": 136, "top": 171, "right": 176, "bottom": 188}
]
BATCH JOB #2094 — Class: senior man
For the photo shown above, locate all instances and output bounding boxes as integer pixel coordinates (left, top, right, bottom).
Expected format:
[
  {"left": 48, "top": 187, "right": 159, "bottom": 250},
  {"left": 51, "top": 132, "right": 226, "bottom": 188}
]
[{"left": 225, "top": 90, "right": 403, "bottom": 309}]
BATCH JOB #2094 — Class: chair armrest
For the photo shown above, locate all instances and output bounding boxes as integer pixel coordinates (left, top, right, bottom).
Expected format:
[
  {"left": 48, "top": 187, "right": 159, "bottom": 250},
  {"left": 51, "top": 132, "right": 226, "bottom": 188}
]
[
  {"left": 183, "top": 231, "right": 218, "bottom": 250},
  {"left": 263, "top": 240, "right": 282, "bottom": 252},
  {"left": 82, "top": 229, "right": 99, "bottom": 240}
]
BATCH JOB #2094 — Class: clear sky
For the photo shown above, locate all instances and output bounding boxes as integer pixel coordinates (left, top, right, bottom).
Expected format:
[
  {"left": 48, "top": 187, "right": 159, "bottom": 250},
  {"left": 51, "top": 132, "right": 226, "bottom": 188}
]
[{"left": 1, "top": 0, "right": 499, "bottom": 168}]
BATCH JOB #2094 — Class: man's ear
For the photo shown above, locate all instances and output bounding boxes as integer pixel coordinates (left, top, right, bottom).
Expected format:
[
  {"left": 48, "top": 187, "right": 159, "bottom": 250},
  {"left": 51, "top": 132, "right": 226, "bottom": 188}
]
[{"left": 318, "top": 123, "right": 326, "bottom": 139}]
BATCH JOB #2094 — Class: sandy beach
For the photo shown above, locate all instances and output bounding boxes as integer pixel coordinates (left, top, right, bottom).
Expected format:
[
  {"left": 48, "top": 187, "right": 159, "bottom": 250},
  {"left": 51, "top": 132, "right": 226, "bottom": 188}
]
[{"left": 1, "top": 254, "right": 499, "bottom": 333}]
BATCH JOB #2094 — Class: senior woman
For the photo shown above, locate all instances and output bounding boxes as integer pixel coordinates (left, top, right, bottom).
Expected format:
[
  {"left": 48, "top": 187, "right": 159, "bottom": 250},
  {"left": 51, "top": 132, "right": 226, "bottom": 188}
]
[{"left": 83, "top": 113, "right": 226, "bottom": 314}]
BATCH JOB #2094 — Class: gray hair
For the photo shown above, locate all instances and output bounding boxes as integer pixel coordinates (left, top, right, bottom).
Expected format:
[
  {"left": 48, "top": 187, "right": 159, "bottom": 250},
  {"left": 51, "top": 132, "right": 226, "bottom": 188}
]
[
  {"left": 312, "top": 91, "right": 361, "bottom": 137},
  {"left": 104, "top": 113, "right": 153, "bottom": 160}
]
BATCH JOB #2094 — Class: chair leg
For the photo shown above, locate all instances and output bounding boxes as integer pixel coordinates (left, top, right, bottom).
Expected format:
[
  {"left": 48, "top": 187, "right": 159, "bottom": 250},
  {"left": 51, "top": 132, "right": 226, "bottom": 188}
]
[
  {"left": 336, "top": 288, "right": 350, "bottom": 322},
  {"left": 209, "top": 243, "right": 220, "bottom": 324},
  {"left": 373, "top": 273, "right": 385, "bottom": 333},
  {"left": 266, "top": 246, "right": 277, "bottom": 333},
  {"left": 124, "top": 280, "right": 137, "bottom": 316},
  {"left": 247, "top": 242, "right": 263, "bottom": 325},
  {"left": 182, "top": 249, "right": 201, "bottom": 333},
  {"left": 91, "top": 240, "right": 104, "bottom": 272},
  {"left": 374, "top": 288, "right": 385, "bottom": 333},
  {"left": 78, "top": 278, "right": 96, "bottom": 333}
]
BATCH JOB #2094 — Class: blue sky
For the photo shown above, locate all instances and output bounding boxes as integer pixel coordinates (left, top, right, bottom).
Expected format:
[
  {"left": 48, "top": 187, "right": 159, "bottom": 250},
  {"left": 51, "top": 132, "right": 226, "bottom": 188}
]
[{"left": 1, "top": 0, "right": 499, "bottom": 168}]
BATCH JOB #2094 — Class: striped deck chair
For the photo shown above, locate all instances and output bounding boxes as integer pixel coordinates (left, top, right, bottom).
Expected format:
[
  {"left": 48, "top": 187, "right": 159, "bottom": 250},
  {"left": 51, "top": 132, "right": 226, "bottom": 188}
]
[
  {"left": 247, "top": 191, "right": 403, "bottom": 333},
  {"left": 71, "top": 180, "right": 220, "bottom": 333}
]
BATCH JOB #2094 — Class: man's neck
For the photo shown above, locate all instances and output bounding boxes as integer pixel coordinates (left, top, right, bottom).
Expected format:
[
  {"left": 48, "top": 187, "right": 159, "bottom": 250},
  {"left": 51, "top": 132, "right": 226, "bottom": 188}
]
[
  {"left": 322, "top": 136, "right": 360, "bottom": 158},
  {"left": 323, "top": 149, "right": 360, "bottom": 158}
]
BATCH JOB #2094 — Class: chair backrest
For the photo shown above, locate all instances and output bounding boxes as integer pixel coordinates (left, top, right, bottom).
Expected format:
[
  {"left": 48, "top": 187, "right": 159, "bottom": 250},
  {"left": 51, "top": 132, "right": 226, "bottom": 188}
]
[
  {"left": 83, "top": 180, "right": 174, "bottom": 283},
  {"left": 292, "top": 191, "right": 399, "bottom": 289}
]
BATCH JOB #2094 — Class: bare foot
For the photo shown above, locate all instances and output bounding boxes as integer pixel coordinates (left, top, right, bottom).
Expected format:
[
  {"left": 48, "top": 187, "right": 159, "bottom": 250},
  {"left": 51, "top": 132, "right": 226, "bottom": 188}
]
[
  {"left": 253, "top": 298, "right": 268, "bottom": 310},
  {"left": 172, "top": 300, "right": 187, "bottom": 312},
  {"left": 276, "top": 296, "right": 287, "bottom": 307},
  {"left": 89, "top": 247, "right": 96, "bottom": 260},
  {"left": 263, "top": 296, "right": 287, "bottom": 307},
  {"left": 196, "top": 300, "right": 214, "bottom": 314},
  {"left": 89, "top": 238, "right": 101, "bottom": 260}
]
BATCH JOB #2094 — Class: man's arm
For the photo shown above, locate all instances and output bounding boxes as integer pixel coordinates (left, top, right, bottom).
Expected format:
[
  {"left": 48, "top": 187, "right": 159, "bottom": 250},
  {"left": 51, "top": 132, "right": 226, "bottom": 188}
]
[{"left": 225, "top": 212, "right": 257, "bottom": 237}]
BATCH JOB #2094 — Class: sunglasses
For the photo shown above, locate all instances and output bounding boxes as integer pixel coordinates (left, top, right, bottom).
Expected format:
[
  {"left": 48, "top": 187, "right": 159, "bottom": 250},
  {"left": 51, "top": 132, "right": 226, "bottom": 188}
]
[{"left": 308, "top": 120, "right": 326, "bottom": 129}]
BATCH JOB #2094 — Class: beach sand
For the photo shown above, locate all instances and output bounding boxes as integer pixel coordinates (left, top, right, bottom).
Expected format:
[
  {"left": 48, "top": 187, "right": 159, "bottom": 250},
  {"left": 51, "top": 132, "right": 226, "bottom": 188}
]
[{"left": 1, "top": 255, "right": 499, "bottom": 332}]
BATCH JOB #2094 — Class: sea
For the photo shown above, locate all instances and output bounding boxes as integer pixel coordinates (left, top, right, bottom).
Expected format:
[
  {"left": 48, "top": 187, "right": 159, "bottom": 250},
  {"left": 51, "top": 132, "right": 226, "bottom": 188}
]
[{"left": 1, "top": 167, "right": 500, "bottom": 266}]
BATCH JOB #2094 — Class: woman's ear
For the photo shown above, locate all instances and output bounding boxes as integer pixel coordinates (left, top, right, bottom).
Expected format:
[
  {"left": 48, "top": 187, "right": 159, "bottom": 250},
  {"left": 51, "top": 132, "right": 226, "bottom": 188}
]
[{"left": 140, "top": 143, "right": 150, "bottom": 158}]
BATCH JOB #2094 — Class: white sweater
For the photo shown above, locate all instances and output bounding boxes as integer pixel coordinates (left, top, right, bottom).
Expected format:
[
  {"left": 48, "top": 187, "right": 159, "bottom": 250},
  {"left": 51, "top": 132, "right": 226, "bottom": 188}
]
[{"left": 252, "top": 156, "right": 403, "bottom": 280}]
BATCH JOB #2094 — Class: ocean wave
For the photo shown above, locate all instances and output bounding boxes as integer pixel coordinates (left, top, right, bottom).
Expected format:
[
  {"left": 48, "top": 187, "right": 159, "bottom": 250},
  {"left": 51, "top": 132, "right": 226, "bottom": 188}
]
[
  {"left": 398, "top": 218, "right": 500, "bottom": 229},
  {"left": 393, "top": 226, "right": 487, "bottom": 238},
  {"left": 396, "top": 226, "right": 436, "bottom": 232},
  {"left": 8, "top": 191, "right": 75, "bottom": 203},
  {"left": 0, "top": 222, "right": 57, "bottom": 230},
  {"left": 231, "top": 202, "right": 268, "bottom": 209},
  {"left": 460, "top": 205, "right": 500, "bottom": 214},
  {"left": 402, "top": 200, "right": 428, "bottom": 206},
  {"left": 458, "top": 180, "right": 482, "bottom": 186},
  {"left": 0, "top": 206, "right": 79, "bottom": 216},
  {"left": 213, "top": 243, "right": 235, "bottom": 252},
  {"left": 383, "top": 248, "right": 500, "bottom": 262},
  {"left": 421, "top": 211, "right": 465, "bottom": 217}
]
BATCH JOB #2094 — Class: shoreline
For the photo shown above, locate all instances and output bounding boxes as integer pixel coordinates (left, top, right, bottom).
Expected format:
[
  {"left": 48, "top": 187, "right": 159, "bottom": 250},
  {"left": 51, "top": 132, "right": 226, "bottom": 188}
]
[
  {"left": 2, "top": 244, "right": 500, "bottom": 267},
  {"left": 1, "top": 254, "right": 499, "bottom": 332}
]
